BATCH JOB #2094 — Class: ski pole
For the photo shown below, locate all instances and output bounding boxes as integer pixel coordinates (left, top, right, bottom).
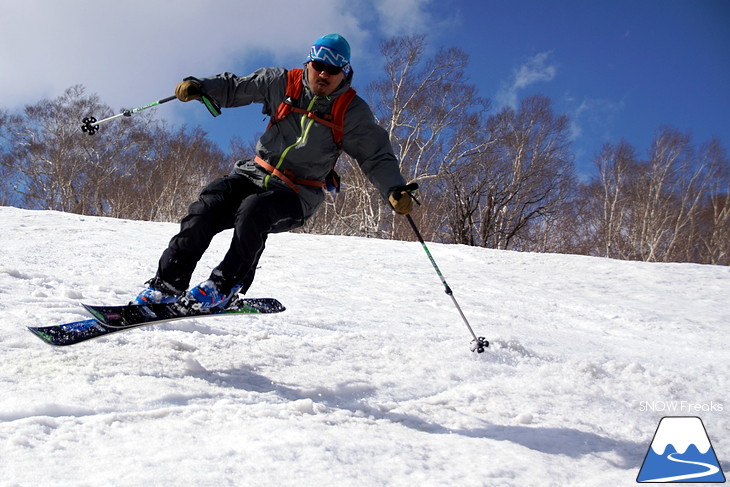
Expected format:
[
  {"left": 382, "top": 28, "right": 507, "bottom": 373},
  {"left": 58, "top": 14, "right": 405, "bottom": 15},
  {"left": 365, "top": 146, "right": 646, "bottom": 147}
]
[
  {"left": 397, "top": 184, "right": 489, "bottom": 353},
  {"left": 80, "top": 93, "right": 221, "bottom": 135},
  {"left": 81, "top": 95, "right": 177, "bottom": 135}
]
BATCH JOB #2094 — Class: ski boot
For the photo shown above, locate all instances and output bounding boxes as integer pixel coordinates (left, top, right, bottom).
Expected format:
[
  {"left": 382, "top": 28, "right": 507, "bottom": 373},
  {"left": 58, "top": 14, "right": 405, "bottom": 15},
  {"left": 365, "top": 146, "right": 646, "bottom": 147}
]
[
  {"left": 132, "top": 278, "right": 181, "bottom": 305},
  {"left": 179, "top": 279, "right": 243, "bottom": 310}
]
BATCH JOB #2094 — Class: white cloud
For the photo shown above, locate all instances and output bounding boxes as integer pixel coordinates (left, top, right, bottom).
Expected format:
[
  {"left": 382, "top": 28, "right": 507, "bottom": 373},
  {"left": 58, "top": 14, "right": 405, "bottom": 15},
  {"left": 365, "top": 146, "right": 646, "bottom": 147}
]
[
  {"left": 0, "top": 0, "right": 429, "bottom": 114},
  {"left": 496, "top": 51, "right": 558, "bottom": 109},
  {"left": 565, "top": 95, "right": 626, "bottom": 177},
  {"left": 372, "top": 0, "right": 434, "bottom": 36},
  {"left": 568, "top": 96, "right": 625, "bottom": 142}
]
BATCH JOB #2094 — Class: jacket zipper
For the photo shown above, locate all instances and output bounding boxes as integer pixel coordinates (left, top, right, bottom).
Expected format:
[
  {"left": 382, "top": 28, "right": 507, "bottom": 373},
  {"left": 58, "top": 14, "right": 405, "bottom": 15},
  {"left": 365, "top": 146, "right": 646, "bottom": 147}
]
[{"left": 264, "top": 96, "right": 319, "bottom": 190}]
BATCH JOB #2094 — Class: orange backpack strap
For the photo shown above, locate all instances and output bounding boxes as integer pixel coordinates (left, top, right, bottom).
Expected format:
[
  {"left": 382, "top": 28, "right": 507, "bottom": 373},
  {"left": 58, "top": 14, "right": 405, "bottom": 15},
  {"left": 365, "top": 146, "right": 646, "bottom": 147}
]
[
  {"left": 270, "top": 69, "right": 304, "bottom": 125},
  {"left": 263, "top": 69, "right": 357, "bottom": 194},
  {"left": 254, "top": 156, "right": 326, "bottom": 193},
  {"left": 286, "top": 69, "right": 304, "bottom": 98},
  {"left": 331, "top": 88, "right": 357, "bottom": 147},
  {"left": 269, "top": 69, "right": 357, "bottom": 147},
  {"left": 287, "top": 87, "right": 356, "bottom": 148}
]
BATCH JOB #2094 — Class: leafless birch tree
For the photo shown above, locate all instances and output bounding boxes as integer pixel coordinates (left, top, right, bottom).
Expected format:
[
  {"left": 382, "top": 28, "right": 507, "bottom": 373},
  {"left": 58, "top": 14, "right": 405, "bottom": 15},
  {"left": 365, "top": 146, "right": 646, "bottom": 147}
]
[{"left": 446, "top": 95, "right": 575, "bottom": 250}]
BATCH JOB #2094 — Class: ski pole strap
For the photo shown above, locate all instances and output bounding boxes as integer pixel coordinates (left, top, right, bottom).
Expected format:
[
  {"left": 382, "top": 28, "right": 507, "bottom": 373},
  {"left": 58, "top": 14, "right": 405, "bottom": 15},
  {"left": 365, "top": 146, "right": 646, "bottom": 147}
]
[
  {"left": 201, "top": 95, "right": 221, "bottom": 117},
  {"left": 253, "top": 156, "right": 326, "bottom": 194},
  {"left": 393, "top": 182, "right": 419, "bottom": 196},
  {"left": 402, "top": 182, "right": 419, "bottom": 193}
]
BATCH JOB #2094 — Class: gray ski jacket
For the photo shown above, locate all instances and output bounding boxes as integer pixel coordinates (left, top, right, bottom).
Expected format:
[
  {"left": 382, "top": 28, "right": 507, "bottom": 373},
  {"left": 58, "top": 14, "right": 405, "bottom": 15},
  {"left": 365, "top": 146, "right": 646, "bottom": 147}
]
[{"left": 196, "top": 67, "right": 406, "bottom": 219}]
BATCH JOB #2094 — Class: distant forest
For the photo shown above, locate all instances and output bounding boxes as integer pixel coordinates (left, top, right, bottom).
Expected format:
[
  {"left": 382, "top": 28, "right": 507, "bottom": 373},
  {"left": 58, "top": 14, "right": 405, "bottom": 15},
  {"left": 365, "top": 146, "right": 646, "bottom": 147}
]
[{"left": 1, "top": 36, "right": 728, "bottom": 265}]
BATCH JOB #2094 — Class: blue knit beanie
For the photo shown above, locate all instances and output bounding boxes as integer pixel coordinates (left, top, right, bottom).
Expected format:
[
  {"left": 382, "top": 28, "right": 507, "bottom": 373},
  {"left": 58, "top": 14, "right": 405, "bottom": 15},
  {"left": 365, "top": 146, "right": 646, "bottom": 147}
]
[{"left": 307, "top": 34, "right": 352, "bottom": 77}]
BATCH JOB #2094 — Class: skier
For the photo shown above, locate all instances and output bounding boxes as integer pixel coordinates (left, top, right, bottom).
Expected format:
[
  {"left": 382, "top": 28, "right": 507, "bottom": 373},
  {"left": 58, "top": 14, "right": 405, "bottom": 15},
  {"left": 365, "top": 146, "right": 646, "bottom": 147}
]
[{"left": 133, "top": 33, "right": 413, "bottom": 309}]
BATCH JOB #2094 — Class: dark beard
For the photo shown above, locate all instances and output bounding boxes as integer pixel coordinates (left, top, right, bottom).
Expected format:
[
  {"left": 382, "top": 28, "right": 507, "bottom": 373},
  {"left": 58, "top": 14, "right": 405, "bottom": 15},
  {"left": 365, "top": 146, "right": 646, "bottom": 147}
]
[{"left": 311, "top": 79, "right": 332, "bottom": 96}]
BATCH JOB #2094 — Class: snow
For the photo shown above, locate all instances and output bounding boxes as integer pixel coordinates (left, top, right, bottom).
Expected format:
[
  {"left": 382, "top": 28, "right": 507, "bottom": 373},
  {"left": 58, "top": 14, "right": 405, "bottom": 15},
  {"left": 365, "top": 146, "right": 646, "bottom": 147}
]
[{"left": 0, "top": 206, "right": 728, "bottom": 486}]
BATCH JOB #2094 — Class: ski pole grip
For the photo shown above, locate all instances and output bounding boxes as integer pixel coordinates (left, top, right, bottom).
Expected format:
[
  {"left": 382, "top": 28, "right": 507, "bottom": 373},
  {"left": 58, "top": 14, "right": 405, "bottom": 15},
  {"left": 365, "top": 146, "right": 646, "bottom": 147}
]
[
  {"left": 392, "top": 182, "right": 419, "bottom": 200},
  {"left": 402, "top": 182, "right": 419, "bottom": 193}
]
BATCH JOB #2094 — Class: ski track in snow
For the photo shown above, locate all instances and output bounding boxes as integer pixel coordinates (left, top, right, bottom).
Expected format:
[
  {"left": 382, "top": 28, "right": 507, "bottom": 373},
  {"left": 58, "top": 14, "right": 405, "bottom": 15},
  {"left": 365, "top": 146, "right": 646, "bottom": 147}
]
[{"left": 0, "top": 206, "right": 728, "bottom": 486}]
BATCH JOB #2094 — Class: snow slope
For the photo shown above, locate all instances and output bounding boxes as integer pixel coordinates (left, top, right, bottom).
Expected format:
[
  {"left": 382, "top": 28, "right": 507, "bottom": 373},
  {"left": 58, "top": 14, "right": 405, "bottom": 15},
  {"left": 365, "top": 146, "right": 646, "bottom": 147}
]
[{"left": 0, "top": 206, "right": 728, "bottom": 486}]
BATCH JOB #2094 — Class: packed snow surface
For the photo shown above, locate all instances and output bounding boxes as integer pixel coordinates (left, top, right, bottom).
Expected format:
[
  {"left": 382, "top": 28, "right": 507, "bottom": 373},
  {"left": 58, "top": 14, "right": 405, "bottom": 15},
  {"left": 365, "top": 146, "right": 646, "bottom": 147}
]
[{"left": 0, "top": 206, "right": 728, "bottom": 486}]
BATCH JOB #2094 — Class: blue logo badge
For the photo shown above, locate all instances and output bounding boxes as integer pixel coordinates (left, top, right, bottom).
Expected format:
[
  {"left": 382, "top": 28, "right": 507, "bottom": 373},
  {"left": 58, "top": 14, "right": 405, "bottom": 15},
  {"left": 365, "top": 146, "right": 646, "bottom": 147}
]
[{"left": 637, "top": 416, "right": 726, "bottom": 483}]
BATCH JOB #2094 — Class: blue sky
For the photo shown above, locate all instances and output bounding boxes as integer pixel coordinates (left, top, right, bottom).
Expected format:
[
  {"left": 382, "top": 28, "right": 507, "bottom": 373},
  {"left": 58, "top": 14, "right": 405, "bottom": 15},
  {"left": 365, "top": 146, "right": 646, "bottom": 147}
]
[
  {"left": 2, "top": 0, "right": 728, "bottom": 179},
  {"left": 438, "top": 0, "right": 730, "bottom": 176}
]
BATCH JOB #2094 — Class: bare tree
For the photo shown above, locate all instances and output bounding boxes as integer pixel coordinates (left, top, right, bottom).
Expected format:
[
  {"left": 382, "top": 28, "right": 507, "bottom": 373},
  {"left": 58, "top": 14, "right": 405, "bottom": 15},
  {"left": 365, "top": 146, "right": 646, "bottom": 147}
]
[
  {"left": 2, "top": 85, "right": 230, "bottom": 222},
  {"left": 108, "top": 125, "right": 228, "bottom": 222},
  {"left": 446, "top": 95, "right": 575, "bottom": 250},
  {"left": 0, "top": 108, "right": 21, "bottom": 206},
  {"left": 4, "top": 86, "right": 100, "bottom": 212},
  {"left": 695, "top": 139, "right": 730, "bottom": 264},
  {"left": 591, "top": 140, "right": 638, "bottom": 259},
  {"left": 580, "top": 129, "right": 729, "bottom": 264},
  {"left": 2, "top": 85, "right": 156, "bottom": 215},
  {"left": 626, "top": 127, "right": 716, "bottom": 262}
]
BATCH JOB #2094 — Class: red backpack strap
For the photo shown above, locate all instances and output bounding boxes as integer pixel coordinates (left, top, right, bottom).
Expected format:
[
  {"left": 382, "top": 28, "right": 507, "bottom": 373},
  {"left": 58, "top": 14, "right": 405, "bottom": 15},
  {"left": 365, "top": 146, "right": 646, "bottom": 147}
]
[
  {"left": 329, "top": 88, "right": 357, "bottom": 148},
  {"left": 268, "top": 69, "right": 357, "bottom": 149},
  {"left": 270, "top": 69, "right": 304, "bottom": 125}
]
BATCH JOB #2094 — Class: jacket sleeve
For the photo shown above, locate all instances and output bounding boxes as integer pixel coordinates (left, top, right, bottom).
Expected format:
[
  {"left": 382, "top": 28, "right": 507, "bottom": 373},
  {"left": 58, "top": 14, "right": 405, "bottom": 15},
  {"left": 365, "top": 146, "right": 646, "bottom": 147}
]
[
  {"left": 341, "top": 96, "right": 407, "bottom": 199},
  {"left": 194, "top": 67, "right": 287, "bottom": 116}
]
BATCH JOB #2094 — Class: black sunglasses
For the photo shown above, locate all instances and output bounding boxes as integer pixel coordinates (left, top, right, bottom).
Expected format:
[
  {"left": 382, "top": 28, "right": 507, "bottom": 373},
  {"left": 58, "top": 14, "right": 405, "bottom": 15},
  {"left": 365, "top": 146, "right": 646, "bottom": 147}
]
[{"left": 310, "top": 60, "right": 343, "bottom": 76}]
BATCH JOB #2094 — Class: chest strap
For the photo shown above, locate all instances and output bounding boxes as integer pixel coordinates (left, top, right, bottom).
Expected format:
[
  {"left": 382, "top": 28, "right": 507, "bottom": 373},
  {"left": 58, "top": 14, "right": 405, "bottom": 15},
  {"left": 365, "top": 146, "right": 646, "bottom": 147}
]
[{"left": 254, "top": 156, "right": 326, "bottom": 194}]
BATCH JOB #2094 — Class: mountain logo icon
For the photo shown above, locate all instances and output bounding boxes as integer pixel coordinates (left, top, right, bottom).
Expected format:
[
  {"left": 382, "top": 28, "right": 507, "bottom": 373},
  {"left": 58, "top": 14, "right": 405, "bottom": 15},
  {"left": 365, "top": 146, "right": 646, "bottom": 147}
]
[{"left": 637, "top": 416, "right": 726, "bottom": 483}]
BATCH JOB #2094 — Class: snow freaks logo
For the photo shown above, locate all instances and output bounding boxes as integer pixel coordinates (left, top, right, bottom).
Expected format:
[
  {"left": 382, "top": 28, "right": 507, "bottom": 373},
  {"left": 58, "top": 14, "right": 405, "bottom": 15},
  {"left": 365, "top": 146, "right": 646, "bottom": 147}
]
[{"left": 637, "top": 416, "right": 726, "bottom": 483}]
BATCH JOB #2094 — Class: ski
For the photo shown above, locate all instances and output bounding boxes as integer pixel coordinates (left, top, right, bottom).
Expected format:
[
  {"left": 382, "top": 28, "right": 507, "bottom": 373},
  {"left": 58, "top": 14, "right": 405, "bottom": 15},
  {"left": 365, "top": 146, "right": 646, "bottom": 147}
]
[
  {"left": 28, "top": 297, "right": 285, "bottom": 347},
  {"left": 82, "top": 297, "right": 285, "bottom": 327}
]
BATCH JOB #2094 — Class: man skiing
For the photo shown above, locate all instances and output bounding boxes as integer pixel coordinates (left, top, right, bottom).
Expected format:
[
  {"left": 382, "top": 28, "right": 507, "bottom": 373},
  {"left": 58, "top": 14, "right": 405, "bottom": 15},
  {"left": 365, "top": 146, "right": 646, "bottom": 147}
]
[{"left": 134, "top": 33, "right": 413, "bottom": 309}]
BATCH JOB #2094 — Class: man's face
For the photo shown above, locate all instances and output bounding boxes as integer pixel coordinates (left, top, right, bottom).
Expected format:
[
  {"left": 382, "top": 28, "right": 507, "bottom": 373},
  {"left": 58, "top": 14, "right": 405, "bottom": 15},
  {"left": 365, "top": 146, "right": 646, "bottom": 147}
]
[{"left": 307, "top": 61, "right": 345, "bottom": 97}]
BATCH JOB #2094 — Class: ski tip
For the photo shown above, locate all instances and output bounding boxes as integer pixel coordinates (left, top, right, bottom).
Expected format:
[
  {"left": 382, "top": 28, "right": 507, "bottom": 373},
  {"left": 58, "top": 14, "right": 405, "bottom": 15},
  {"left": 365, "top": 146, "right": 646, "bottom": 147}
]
[{"left": 27, "top": 327, "right": 59, "bottom": 346}]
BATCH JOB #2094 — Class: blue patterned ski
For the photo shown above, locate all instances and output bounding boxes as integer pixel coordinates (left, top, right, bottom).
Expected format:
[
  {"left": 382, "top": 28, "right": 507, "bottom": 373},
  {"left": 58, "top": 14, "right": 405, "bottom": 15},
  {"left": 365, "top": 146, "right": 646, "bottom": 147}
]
[{"left": 28, "top": 298, "right": 285, "bottom": 346}]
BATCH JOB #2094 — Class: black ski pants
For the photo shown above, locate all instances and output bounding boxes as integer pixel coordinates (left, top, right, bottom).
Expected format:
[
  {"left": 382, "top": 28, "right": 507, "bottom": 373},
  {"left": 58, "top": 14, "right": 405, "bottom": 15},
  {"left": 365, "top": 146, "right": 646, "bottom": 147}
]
[{"left": 155, "top": 173, "right": 304, "bottom": 294}]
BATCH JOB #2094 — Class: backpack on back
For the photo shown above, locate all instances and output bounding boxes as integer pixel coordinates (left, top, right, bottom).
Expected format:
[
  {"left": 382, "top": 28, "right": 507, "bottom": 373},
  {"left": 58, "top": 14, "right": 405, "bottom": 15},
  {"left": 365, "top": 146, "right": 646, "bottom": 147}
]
[
  {"left": 269, "top": 68, "right": 357, "bottom": 149},
  {"left": 265, "top": 68, "right": 357, "bottom": 192}
]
